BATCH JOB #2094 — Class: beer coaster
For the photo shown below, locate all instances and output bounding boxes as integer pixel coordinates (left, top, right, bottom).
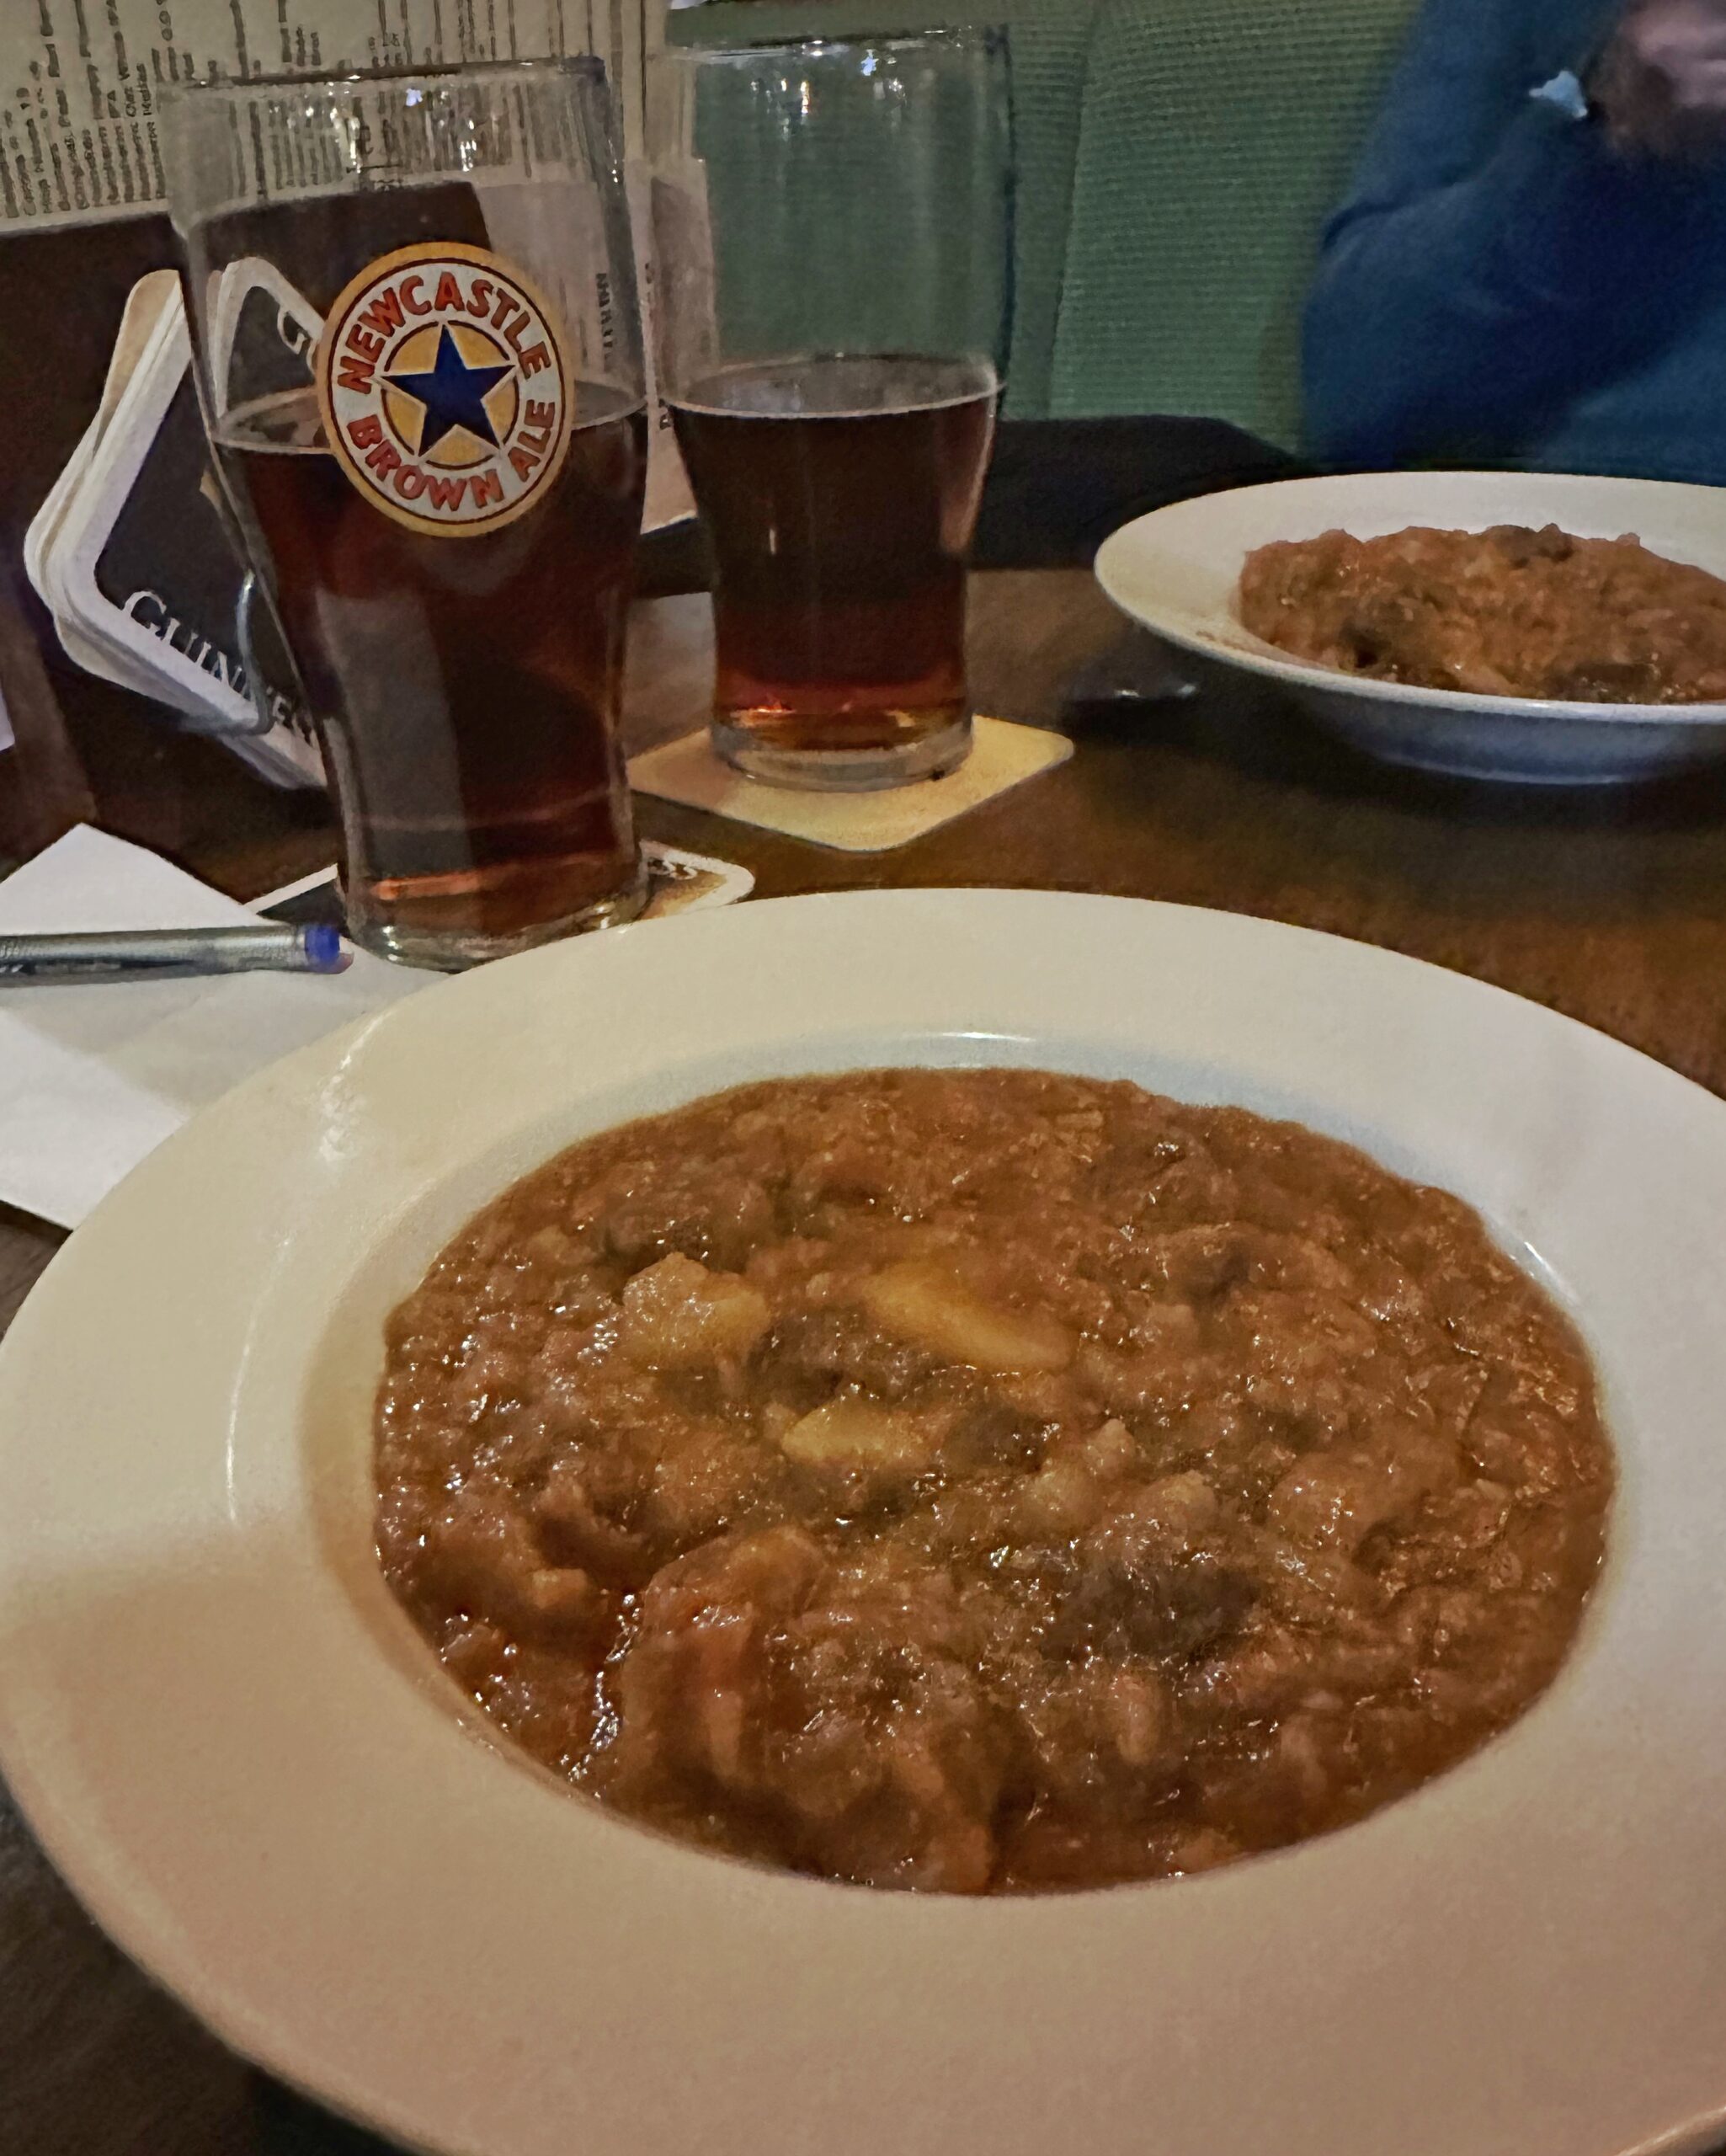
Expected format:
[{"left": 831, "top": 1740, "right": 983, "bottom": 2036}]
[
  {"left": 637, "top": 841, "right": 757, "bottom": 918},
  {"left": 626, "top": 716, "right": 1073, "bottom": 854}
]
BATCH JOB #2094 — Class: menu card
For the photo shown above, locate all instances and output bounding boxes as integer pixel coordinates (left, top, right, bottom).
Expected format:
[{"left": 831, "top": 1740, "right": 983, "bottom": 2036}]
[{"left": 0, "top": 2, "right": 659, "bottom": 232}]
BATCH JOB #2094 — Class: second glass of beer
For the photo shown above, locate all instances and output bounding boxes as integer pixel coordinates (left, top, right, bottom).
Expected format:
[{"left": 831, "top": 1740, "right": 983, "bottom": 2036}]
[{"left": 650, "top": 32, "right": 1012, "bottom": 791}]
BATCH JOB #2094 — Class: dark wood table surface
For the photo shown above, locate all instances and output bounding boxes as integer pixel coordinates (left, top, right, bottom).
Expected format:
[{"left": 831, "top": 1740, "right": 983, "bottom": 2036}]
[{"left": 6, "top": 424, "right": 1726, "bottom": 2153}]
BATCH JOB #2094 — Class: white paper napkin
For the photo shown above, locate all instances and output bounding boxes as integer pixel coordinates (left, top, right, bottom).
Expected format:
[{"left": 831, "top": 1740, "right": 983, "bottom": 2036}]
[{"left": 0, "top": 827, "right": 430, "bottom": 1229}]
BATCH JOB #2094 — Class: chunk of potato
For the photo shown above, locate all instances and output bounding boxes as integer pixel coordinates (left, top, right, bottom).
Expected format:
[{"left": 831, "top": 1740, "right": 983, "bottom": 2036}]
[
  {"left": 1132, "top": 1469, "right": 1221, "bottom": 1540},
  {"left": 1080, "top": 1417, "right": 1139, "bottom": 1481},
  {"left": 1020, "top": 1451, "right": 1106, "bottom": 1535},
  {"left": 858, "top": 1261, "right": 1073, "bottom": 1374},
  {"left": 778, "top": 1393, "right": 940, "bottom": 1478},
  {"left": 619, "top": 1251, "right": 770, "bottom": 1369}
]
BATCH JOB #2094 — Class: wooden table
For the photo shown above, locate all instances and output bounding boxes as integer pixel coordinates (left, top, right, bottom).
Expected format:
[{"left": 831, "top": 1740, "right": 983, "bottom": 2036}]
[{"left": 7, "top": 462, "right": 1726, "bottom": 2151}]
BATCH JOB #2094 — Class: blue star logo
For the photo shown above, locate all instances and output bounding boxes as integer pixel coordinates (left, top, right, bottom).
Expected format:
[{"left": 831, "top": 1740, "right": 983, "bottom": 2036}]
[{"left": 386, "top": 326, "right": 512, "bottom": 459}]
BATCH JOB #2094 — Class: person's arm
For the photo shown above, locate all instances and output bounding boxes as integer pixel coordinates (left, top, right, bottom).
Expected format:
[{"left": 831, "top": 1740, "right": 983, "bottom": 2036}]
[{"left": 1304, "top": 0, "right": 1719, "bottom": 470}]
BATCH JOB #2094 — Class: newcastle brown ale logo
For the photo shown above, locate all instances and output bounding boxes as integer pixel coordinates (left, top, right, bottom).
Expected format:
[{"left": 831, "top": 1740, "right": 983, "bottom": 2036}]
[{"left": 317, "top": 241, "right": 573, "bottom": 536}]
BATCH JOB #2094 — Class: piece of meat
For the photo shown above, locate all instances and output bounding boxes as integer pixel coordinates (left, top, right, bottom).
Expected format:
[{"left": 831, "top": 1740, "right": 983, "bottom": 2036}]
[
  {"left": 760, "top": 1305, "right": 936, "bottom": 1403},
  {"left": 1267, "top": 1421, "right": 1461, "bottom": 1556},
  {"left": 413, "top": 1486, "right": 605, "bottom": 1642}
]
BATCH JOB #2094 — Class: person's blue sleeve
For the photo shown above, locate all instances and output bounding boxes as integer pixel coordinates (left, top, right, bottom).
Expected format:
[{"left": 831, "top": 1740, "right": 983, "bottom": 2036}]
[{"left": 1304, "top": 0, "right": 1717, "bottom": 468}]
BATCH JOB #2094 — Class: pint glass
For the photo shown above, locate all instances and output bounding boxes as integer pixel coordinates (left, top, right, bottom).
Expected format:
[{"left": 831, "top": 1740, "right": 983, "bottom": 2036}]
[
  {"left": 649, "top": 33, "right": 1012, "bottom": 791},
  {"left": 165, "top": 61, "right": 647, "bottom": 967}
]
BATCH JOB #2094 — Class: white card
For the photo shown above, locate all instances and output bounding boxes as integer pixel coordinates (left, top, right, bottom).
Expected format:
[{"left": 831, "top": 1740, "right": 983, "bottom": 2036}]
[{"left": 39, "top": 276, "right": 326, "bottom": 787}]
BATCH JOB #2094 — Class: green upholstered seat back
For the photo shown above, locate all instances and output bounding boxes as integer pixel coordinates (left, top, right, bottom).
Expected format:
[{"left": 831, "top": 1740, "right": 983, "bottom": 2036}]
[{"left": 1051, "top": 0, "right": 1420, "bottom": 443}]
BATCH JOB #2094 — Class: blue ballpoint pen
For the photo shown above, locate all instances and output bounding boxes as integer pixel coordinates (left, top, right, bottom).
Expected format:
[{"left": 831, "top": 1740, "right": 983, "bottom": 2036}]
[{"left": 0, "top": 923, "right": 352, "bottom": 983}]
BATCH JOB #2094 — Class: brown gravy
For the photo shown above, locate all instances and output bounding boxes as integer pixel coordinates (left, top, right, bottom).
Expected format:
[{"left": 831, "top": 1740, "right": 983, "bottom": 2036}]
[{"left": 376, "top": 1069, "right": 1611, "bottom": 1892}]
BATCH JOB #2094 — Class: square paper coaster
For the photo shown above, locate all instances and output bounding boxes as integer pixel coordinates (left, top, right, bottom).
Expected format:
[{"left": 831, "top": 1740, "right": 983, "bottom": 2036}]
[{"left": 627, "top": 716, "right": 1073, "bottom": 855}]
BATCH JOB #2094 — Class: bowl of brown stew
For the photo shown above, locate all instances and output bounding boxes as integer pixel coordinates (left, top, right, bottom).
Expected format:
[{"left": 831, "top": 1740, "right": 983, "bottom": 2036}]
[
  {"left": 1, "top": 889, "right": 1723, "bottom": 2156},
  {"left": 1096, "top": 469, "right": 1726, "bottom": 782}
]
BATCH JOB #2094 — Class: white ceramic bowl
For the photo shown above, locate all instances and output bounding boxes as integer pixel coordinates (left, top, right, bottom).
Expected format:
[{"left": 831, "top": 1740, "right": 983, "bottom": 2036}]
[
  {"left": 3, "top": 889, "right": 1726, "bottom": 2156},
  {"left": 1095, "top": 470, "right": 1726, "bottom": 783}
]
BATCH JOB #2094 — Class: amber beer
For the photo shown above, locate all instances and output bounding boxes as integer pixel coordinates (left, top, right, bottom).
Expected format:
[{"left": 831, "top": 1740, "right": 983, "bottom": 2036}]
[
  {"left": 217, "top": 384, "right": 646, "bottom": 963},
  {"left": 669, "top": 355, "right": 997, "bottom": 779},
  {"left": 165, "top": 62, "right": 653, "bottom": 966}
]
